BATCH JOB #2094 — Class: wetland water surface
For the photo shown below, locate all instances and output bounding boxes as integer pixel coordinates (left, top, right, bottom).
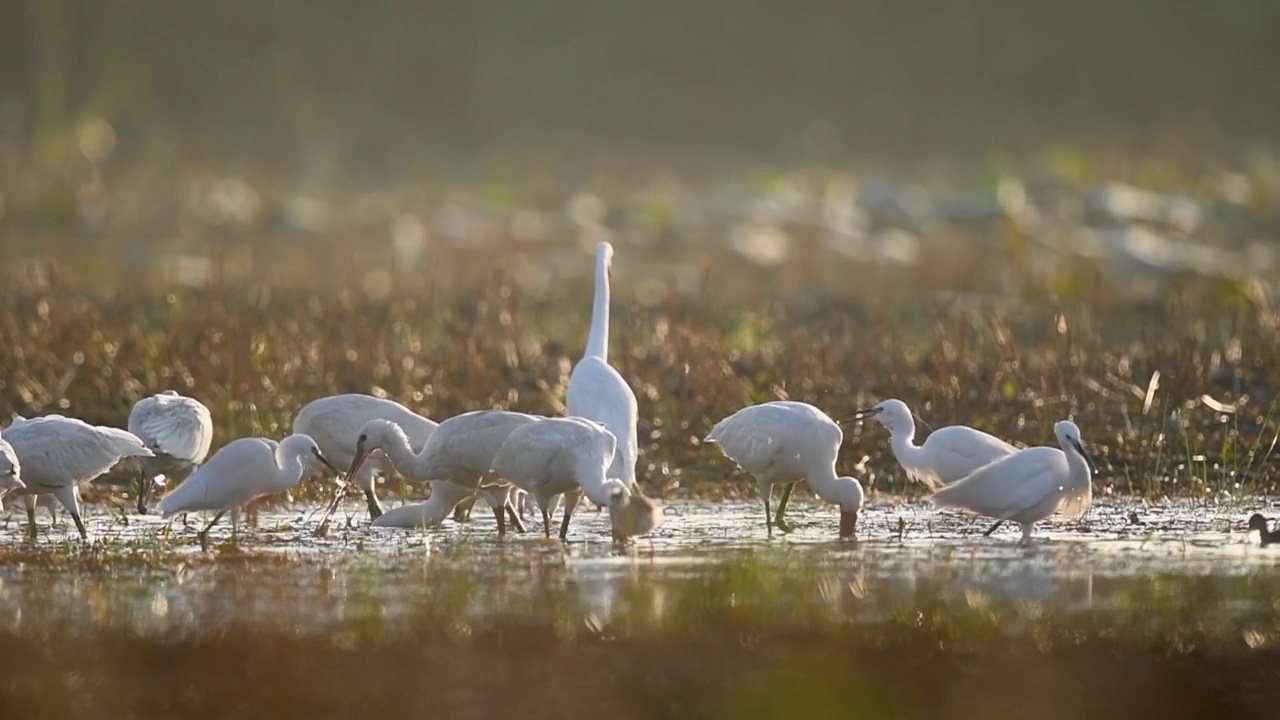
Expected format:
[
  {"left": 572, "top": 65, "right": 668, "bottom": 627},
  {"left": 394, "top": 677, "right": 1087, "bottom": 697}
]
[{"left": 0, "top": 496, "right": 1274, "bottom": 637}]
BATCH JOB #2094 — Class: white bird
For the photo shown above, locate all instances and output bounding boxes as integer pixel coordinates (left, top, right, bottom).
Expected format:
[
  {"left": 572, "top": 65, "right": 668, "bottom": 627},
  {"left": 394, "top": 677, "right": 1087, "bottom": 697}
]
[
  {"left": 127, "top": 390, "right": 214, "bottom": 514},
  {"left": 157, "top": 433, "right": 339, "bottom": 549},
  {"left": 0, "top": 432, "right": 23, "bottom": 497},
  {"left": 3, "top": 414, "right": 154, "bottom": 540},
  {"left": 931, "top": 420, "right": 1096, "bottom": 544},
  {"left": 292, "top": 394, "right": 438, "bottom": 520},
  {"left": 565, "top": 241, "right": 641, "bottom": 498},
  {"left": 343, "top": 410, "right": 538, "bottom": 535},
  {"left": 852, "top": 397, "right": 1018, "bottom": 534},
  {"left": 371, "top": 480, "right": 514, "bottom": 529},
  {"left": 705, "top": 401, "right": 865, "bottom": 538},
  {"left": 482, "top": 416, "right": 630, "bottom": 540}
]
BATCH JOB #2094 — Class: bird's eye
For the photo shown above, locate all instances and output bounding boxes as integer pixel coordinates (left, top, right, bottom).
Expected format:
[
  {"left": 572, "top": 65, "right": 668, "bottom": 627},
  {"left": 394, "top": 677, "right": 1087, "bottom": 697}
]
[{"left": 359, "top": 434, "right": 367, "bottom": 442}]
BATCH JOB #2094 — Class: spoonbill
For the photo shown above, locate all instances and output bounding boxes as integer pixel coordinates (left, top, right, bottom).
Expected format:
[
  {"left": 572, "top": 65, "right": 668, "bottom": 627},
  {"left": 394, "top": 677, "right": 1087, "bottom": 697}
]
[
  {"left": 931, "top": 420, "right": 1096, "bottom": 544},
  {"left": 705, "top": 401, "right": 864, "bottom": 538},
  {"left": 1248, "top": 514, "right": 1280, "bottom": 547},
  {"left": 851, "top": 397, "right": 1017, "bottom": 533},
  {"left": 3, "top": 414, "right": 154, "bottom": 540},
  {"left": 157, "top": 433, "right": 338, "bottom": 549},
  {"left": 482, "top": 416, "right": 629, "bottom": 540},
  {"left": 565, "top": 241, "right": 641, "bottom": 498},
  {"left": 292, "top": 393, "right": 438, "bottom": 520},
  {"left": 127, "top": 390, "right": 214, "bottom": 514},
  {"left": 371, "top": 480, "right": 516, "bottom": 529},
  {"left": 334, "top": 410, "right": 537, "bottom": 535}
]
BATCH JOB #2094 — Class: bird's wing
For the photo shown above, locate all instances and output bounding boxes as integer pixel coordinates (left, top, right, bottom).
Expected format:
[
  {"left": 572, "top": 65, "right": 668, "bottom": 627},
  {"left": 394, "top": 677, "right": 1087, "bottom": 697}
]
[
  {"left": 925, "top": 427, "right": 1018, "bottom": 481},
  {"left": 931, "top": 447, "right": 1064, "bottom": 518},
  {"left": 489, "top": 423, "right": 577, "bottom": 491},
  {"left": 129, "top": 399, "right": 213, "bottom": 463},
  {"left": 566, "top": 357, "right": 639, "bottom": 483},
  {"left": 158, "top": 438, "right": 271, "bottom": 513},
  {"left": 6, "top": 418, "right": 148, "bottom": 487}
]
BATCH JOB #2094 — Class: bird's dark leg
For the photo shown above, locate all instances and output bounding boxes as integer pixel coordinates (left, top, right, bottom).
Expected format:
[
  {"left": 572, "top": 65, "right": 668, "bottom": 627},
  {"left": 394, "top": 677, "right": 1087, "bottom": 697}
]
[
  {"left": 24, "top": 495, "right": 37, "bottom": 541},
  {"left": 198, "top": 510, "right": 227, "bottom": 552},
  {"left": 70, "top": 512, "right": 88, "bottom": 541},
  {"left": 763, "top": 490, "right": 774, "bottom": 538},
  {"left": 136, "top": 473, "right": 152, "bottom": 515},
  {"left": 541, "top": 508, "right": 552, "bottom": 539},
  {"left": 559, "top": 490, "right": 582, "bottom": 540},
  {"left": 773, "top": 482, "right": 796, "bottom": 533},
  {"left": 504, "top": 503, "right": 526, "bottom": 534},
  {"left": 983, "top": 520, "right": 1004, "bottom": 537},
  {"left": 364, "top": 488, "right": 383, "bottom": 521},
  {"left": 493, "top": 504, "right": 506, "bottom": 537}
]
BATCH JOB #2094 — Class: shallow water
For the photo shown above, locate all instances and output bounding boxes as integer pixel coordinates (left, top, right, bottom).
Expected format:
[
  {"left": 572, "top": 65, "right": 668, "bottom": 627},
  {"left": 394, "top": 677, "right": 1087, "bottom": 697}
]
[{"left": 0, "top": 495, "right": 1277, "bottom": 637}]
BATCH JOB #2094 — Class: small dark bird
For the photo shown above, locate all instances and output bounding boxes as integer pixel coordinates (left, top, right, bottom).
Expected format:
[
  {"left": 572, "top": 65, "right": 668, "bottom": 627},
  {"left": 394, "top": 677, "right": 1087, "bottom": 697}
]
[{"left": 1248, "top": 514, "right": 1280, "bottom": 547}]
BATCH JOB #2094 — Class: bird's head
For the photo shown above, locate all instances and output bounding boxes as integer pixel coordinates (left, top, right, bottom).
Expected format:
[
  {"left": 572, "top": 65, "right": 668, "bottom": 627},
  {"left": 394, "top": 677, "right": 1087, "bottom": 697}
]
[
  {"left": 837, "top": 476, "right": 865, "bottom": 540},
  {"left": 283, "top": 434, "right": 340, "bottom": 476},
  {"left": 344, "top": 419, "right": 404, "bottom": 483},
  {"left": 848, "top": 398, "right": 911, "bottom": 434},
  {"left": 1248, "top": 513, "right": 1270, "bottom": 533},
  {"left": 1053, "top": 420, "right": 1098, "bottom": 474}
]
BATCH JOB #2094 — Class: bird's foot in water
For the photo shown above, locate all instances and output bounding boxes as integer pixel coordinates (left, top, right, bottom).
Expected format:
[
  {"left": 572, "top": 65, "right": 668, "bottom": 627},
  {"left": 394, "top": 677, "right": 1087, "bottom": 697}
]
[{"left": 772, "top": 517, "right": 795, "bottom": 534}]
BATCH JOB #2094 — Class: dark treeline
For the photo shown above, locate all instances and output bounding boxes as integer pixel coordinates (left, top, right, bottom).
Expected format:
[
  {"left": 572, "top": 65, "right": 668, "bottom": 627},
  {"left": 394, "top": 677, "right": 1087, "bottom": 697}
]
[{"left": 0, "top": 0, "right": 1276, "bottom": 168}]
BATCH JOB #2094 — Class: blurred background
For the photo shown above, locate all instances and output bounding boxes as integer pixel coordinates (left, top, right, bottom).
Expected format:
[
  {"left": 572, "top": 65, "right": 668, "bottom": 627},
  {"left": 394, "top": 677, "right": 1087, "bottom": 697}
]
[{"left": 1, "top": 0, "right": 1279, "bottom": 304}]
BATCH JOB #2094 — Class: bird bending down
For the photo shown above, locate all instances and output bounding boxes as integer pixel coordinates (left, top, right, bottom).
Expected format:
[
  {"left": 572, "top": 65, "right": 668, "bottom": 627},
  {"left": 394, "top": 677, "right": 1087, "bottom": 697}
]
[
  {"left": 0, "top": 432, "right": 24, "bottom": 497},
  {"left": 483, "top": 416, "right": 632, "bottom": 541},
  {"left": 931, "top": 420, "right": 1096, "bottom": 544},
  {"left": 158, "top": 433, "right": 338, "bottom": 550},
  {"left": 292, "top": 393, "right": 438, "bottom": 520},
  {"left": 127, "top": 390, "right": 214, "bottom": 514},
  {"left": 705, "top": 401, "right": 865, "bottom": 538},
  {"left": 341, "top": 410, "right": 536, "bottom": 535},
  {"left": 565, "top": 241, "right": 642, "bottom": 500},
  {"left": 851, "top": 398, "right": 1017, "bottom": 534},
  {"left": 3, "top": 414, "right": 154, "bottom": 540}
]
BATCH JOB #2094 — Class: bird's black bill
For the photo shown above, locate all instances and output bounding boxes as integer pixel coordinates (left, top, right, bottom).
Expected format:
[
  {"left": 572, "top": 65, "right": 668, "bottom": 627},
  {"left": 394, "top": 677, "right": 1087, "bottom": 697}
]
[
  {"left": 312, "top": 448, "right": 342, "bottom": 476},
  {"left": 844, "top": 407, "right": 880, "bottom": 423},
  {"left": 839, "top": 510, "right": 858, "bottom": 538},
  {"left": 1070, "top": 438, "right": 1099, "bottom": 475},
  {"left": 341, "top": 446, "right": 372, "bottom": 484}
]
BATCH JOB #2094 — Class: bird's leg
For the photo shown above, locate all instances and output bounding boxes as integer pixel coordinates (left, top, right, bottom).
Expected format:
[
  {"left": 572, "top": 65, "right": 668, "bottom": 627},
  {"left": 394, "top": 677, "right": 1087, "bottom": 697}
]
[
  {"left": 559, "top": 490, "right": 583, "bottom": 541},
  {"left": 504, "top": 503, "right": 526, "bottom": 534},
  {"left": 982, "top": 520, "right": 1005, "bottom": 537},
  {"left": 773, "top": 482, "right": 796, "bottom": 533},
  {"left": 541, "top": 507, "right": 552, "bottom": 540},
  {"left": 494, "top": 502, "right": 506, "bottom": 537},
  {"left": 24, "top": 495, "right": 37, "bottom": 541},
  {"left": 198, "top": 510, "right": 227, "bottom": 551},
  {"left": 136, "top": 472, "right": 152, "bottom": 515},
  {"left": 453, "top": 496, "right": 477, "bottom": 523},
  {"left": 763, "top": 491, "right": 774, "bottom": 538},
  {"left": 1017, "top": 523, "right": 1033, "bottom": 546},
  {"left": 364, "top": 488, "right": 383, "bottom": 521},
  {"left": 70, "top": 512, "right": 88, "bottom": 541},
  {"left": 52, "top": 485, "right": 86, "bottom": 541}
]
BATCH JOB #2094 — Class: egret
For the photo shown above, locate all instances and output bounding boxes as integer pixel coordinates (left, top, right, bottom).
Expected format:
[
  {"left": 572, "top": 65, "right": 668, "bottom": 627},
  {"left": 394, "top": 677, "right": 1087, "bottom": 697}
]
[
  {"left": 292, "top": 393, "right": 438, "bottom": 520},
  {"left": 705, "top": 401, "right": 864, "bottom": 538},
  {"left": 334, "top": 410, "right": 536, "bottom": 535},
  {"left": 482, "top": 416, "right": 629, "bottom": 540},
  {"left": 157, "top": 433, "right": 338, "bottom": 550},
  {"left": 931, "top": 420, "right": 1096, "bottom": 544},
  {"left": 3, "top": 414, "right": 154, "bottom": 540},
  {"left": 851, "top": 397, "right": 1017, "bottom": 533},
  {"left": 127, "top": 390, "right": 214, "bottom": 514},
  {"left": 565, "top": 241, "right": 641, "bottom": 498},
  {"left": 1248, "top": 514, "right": 1280, "bottom": 547}
]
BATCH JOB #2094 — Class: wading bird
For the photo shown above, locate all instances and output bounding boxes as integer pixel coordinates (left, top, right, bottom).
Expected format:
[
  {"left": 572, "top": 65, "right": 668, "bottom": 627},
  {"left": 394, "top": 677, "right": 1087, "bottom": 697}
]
[
  {"left": 565, "top": 241, "right": 641, "bottom": 498},
  {"left": 292, "top": 394, "right": 438, "bottom": 520},
  {"left": 3, "top": 414, "right": 154, "bottom": 540},
  {"left": 337, "top": 410, "right": 537, "bottom": 535},
  {"left": 931, "top": 420, "right": 1096, "bottom": 544},
  {"left": 127, "top": 390, "right": 214, "bottom": 514},
  {"left": 851, "top": 397, "right": 1017, "bottom": 533},
  {"left": 704, "top": 401, "right": 864, "bottom": 538},
  {"left": 482, "top": 416, "right": 630, "bottom": 540},
  {"left": 157, "top": 433, "right": 338, "bottom": 550}
]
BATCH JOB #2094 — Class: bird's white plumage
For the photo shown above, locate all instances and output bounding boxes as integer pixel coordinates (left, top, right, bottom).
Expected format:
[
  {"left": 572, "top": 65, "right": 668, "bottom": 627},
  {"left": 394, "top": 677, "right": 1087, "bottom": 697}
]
[
  {"left": 371, "top": 480, "right": 482, "bottom": 528},
  {"left": 860, "top": 398, "right": 1016, "bottom": 489},
  {"left": 128, "top": 390, "right": 214, "bottom": 464},
  {"left": 292, "top": 393, "right": 438, "bottom": 517},
  {"left": 705, "top": 401, "right": 864, "bottom": 536},
  {"left": 565, "top": 241, "right": 640, "bottom": 493},
  {"left": 157, "top": 434, "right": 324, "bottom": 516},
  {"left": 0, "top": 433, "right": 22, "bottom": 495},
  {"left": 931, "top": 420, "right": 1094, "bottom": 542},
  {"left": 486, "top": 416, "right": 627, "bottom": 538}
]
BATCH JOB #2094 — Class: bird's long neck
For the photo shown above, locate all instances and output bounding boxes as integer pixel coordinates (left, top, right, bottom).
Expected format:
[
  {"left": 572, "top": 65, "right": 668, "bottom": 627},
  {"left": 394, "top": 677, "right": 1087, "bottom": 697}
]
[
  {"left": 890, "top": 425, "right": 925, "bottom": 470},
  {"left": 379, "top": 430, "right": 428, "bottom": 479},
  {"left": 577, "top": 465, "right": 623, "bottom": 507},
  {"left": 584, "top": 255, "right": 611, "bottom": 361},
  {"left": 272, "top": 447, "right": 309, "bottom": 493},
  {"left": 804, "top": 463, "right": 846, "bottom": 506},
  {"left": 1063, "top": 444, "right": 1092, "bottom": 490}
]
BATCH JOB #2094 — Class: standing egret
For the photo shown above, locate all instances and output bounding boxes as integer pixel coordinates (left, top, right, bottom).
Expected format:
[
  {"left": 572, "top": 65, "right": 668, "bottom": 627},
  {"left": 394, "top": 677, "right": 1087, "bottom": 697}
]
[
  {"left": 335, "top": 410, "right": 536, "bottom": 535},
  {"left": 705, "top": 401, "right": 865, "bottom": 538},
  {"left": 565, "top": 241, "right": 641, "bottom": 498},
  {"left": 127, "top": 390, "right": 214, "bottom": 514},
  {"left": 931, "top": 420, "right": 1096, "bottom": 544},
  {"left": 292, "top": 393, "right": 438, "bottom": 520},
  {"left": 851, "top": 397, "right": 1017, "bottom": 533},
  {"left": 3, "top": 414, "right": 154, "bottom": 540},
  {"left": 157, "top": 433, "right": 338, "bottom": 549},
  {"left": 482, "top": 416, "right": 629, "bottom": 540}
]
